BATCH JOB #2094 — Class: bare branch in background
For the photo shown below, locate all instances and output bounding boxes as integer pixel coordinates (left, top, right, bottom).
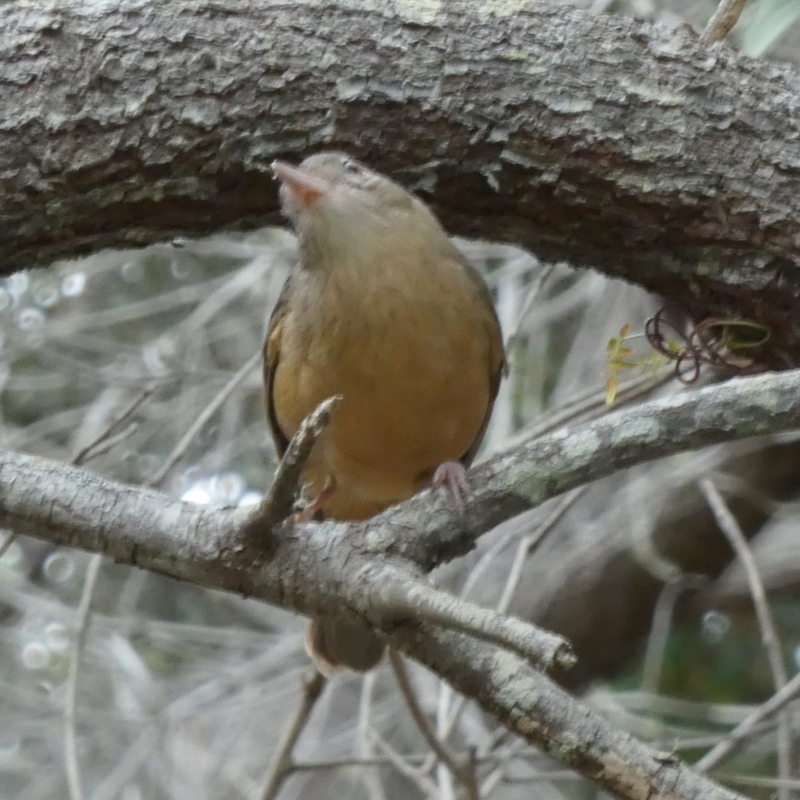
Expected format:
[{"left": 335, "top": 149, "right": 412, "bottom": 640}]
[
  {"left": 368, "top": 729, "right": 441, "bottom": 799},
  {"left": 72, "top": 385, "right": 155, "bottom": 466},
  {"left": 148, "top": 352, "right": 261, "bottom": 488},
  {"left": 696, "top": 669, "right": 800, "bottom": 773},
  {"left": 389, "top": 651, "right": 479, "bottom": 800},
  {"left": 700, "top": 479, "right": 791, "bottom": 793},
  {"left": 6, "top": 367, "right": 800, "bottom": 798},
  {"left": 64, "top": 554, "right": 103, "bottom": 800},
  {"left": 257, "top": 670, "right": 327, "bottom": 800},
  {"left": 640, "top": 576, "right": 708, "bottom": 694},
  {"left": 701, "top": 0, "right": 750, "bottom": 43}
]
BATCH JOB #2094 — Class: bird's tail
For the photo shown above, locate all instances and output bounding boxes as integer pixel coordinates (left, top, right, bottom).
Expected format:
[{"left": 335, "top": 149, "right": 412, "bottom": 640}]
[{"left": 306, "top": 617, "right": 385, "bottom": 676}]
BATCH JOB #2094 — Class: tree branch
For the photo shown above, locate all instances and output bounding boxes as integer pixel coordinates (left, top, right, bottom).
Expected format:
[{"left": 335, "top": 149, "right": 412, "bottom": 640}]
[
  {"left": 257, "top": 669, "right": 327, "bottom": 800},
  {"left": 3, "top": 1, "right": 800, "bottom": 358},
  {"left": 3, "top": 369, "right": 800, "bottom": 619},
  {"left": 2, "top": 369, "right": 799, "bottom": 798},
  {"left": 701, "top": 0, "right": 749, "bottom": 43},
  {"left": 700, "top": 479, "right": 791, "bottom": 795},
  {"left": 257, "top": 395, "right": 341, "bottom": 525},
  {"left": 395, "top": 625, "right": 744, "bottom": 800},
  {"left": 377, "top": 577, "right": 575, "bottom": 671}
]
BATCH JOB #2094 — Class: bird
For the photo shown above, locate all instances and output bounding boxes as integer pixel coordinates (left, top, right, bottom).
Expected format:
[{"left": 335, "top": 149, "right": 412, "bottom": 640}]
[{"left": 264, "top": 152, "right": 506, "bottom": 675}]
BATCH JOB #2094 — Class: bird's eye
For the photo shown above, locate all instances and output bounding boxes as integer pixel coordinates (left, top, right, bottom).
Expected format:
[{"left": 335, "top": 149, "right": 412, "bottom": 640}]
[{"left": 342, "top": 159, "right": 360, "bottom": 175}]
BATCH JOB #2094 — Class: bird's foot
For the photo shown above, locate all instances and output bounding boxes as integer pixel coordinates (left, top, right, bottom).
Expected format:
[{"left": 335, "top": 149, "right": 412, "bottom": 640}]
[
  {"left": 294, "top": 480, "right": 334, "bottom": 522},
  {"left": 432, "top": 461, "right": 470, "bottom": 514}
]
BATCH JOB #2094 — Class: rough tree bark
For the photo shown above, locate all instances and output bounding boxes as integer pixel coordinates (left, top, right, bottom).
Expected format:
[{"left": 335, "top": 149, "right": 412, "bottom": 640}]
[
  {"left": 6, "top": 368, "right": 800, "bottom": 799},
  {"left": 4, "top": 1, "right": 800, "bottom": 795},
  {"left": 2, "top": 0, "right": 800, "bottom": 360}
]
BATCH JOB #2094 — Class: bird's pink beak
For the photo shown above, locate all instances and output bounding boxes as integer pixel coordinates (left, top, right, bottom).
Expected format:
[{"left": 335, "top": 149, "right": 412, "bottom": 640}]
[{"left": 272, "top": 160, "right": 331, "bottom": 207}]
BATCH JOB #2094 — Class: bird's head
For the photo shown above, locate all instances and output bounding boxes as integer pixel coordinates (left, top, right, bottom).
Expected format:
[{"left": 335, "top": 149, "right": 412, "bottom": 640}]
[{"left": 271, "top": 152, "right": 445, "bottom": 269}]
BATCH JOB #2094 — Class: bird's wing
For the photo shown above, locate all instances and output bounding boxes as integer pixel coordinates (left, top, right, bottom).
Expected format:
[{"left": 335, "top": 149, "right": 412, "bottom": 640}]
[
  {"left": 455, "top": 253, "right": 507, "bottom": 467},
  {"left": 263, "top": 276, "right": 294, "bottom": 458}
]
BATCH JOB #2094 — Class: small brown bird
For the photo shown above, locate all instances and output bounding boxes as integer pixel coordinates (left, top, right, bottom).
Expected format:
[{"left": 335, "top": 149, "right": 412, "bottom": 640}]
[{"left": 265, "top": 152, "right": 505, "bottom": 674}]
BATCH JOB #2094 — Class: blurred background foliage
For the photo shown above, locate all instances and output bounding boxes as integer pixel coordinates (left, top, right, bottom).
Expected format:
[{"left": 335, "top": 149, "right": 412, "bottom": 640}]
[{"left": 2, "top": 1, "right": 800, "bottom": 799}]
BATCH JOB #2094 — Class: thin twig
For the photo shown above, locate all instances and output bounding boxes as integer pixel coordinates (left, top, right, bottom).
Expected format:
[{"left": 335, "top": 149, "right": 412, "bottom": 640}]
[
  {"left": 148, "top": 351, "right": 260, "bottom": 487},
  {"left": 699, "top": 479, "right": 791, "bottom": 791},
  {"left": 173, "top": 253, "right": 274, "bottom": 338},
  {"left": 670, "top": 723, "right": 777, "bottom": 752},
  {"left": 436, "top": 491, "right": 584, "bottom": 752},
  {"left": 48, "top": 274, "right": 232, "bottom": 336},
  {"left": 75, "top": 421, "right": 140, "bottom": 465},
  {"left": 496, "top": 487, "right": 586, "bottom": 614},
  {"left": 88, "top": 730, "right": 154, "bottom": 800},
  {"left": 720, "top": 773, "right": 800, "bottom": 792},
  {"left": 0, "top": 530, "right": 17, "bottom": 561},
  {"left": 379, "top": 578, "right": 574, "bottom": 672},
  {"left": 457, "top": 523, "right": 522, "bottom": 603},
  {"left": 700, "top": 0, "right": 749, "bottom": 44},
  {"left": 72, "top": 384, "right": 155, "bottom": 466},
  {"left": 434, "top": 489, "right": 587, "bottom": 792},
  {"left": 63, "top": 388, "right": 158, "bottom": 800},
  {"left": 289, "top": 750, "right": 527, "bottom": 771},
  {"left": 495, "top": 367, "right": 672, "bottom": 455},
  {"left": 293, "top": 755, "right": 421, "bottom": 770},
  {"left": 258, "top": 395, "right": 342, "bottom": 524},
  {"left": 368, "top": 728, "right": 441, "bottom": 799},
  {"left": 641, "top": 576, "right": 706, "bottom": 694},
  {"left": 694, "top": 669, "right": 800, "bottom": 772},
  {"left": 359, "top": 671, "right": 388, "bottom": 800},
  {"left": 435, "top": 684, "right": 456, "bottom": 800},
  {"left": 42, "top": 386, "right": 156, "bottom": 580},
  {"left": 64, "top": 553, "right": 103, "bottom": 800},
  {"left": 390, "top": 650, "right": 479, "bottom": 800},
  {"left": 256, "top": 669, "right": 327, "bottom": 800},
  {"left": 479, "top": 739, "right": 528, "bottom": 796},
  {"left": 505, "top": 262, "right": 555, "bottom": 349},
  {"left": 709, "top": 471, "right": 800, "bottom": 516}
]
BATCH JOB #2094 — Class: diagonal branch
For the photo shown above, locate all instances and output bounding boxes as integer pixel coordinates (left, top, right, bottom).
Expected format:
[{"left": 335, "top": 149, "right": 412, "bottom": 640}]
[
  {"left": 2, "top": 368, "right": 799, "bottom": 799},
  {"left": 2, "top": 369, "right": 800, "bottom": 616},
  {"left": 377, "top": 576, "right": 574, "bottom": 672},
  {"left": 257, "top": 669, "right": 327, "bottom": 800},
  {"left": 388, "top": 368, "right": 800, "bottom": 570},
  {"left": 389, "top": 650, "right": 479, "bottom": 800},
  {"left": 695, "top": 669, "right": 800, "bottom": 773},
  {"left": 701, "top": 0, "right": 749, "bottom": 43},
  {"left": 64, "top": 554, "right": 103, "bottom": 800},
  {"left": 700, "top": 479, "right": 791, "bottom": 790},
  {"left": 395, "top": 624, "right": 746, "bottom": 800},
  {"left": 257, "top": 396, "right": 341, "bottom": 525}
]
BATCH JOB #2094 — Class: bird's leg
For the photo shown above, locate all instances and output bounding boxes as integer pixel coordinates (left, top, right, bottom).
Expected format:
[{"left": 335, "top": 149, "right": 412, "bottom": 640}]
[
  {"left": 294, "top": 478, "right": 335, "bottom": 522},
  {"left": 432, "top": 461, "right": 470, "bottom": 514}
]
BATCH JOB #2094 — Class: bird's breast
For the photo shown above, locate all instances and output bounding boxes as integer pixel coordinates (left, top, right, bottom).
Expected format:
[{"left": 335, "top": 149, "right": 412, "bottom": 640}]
[{"left": 272, "top": 256, "right": 495, "bottom": 518}]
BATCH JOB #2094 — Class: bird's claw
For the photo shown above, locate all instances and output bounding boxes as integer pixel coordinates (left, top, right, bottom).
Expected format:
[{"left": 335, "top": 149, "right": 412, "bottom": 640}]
[
  {"left": 293, "top": 481, "right": 334, "bottom": 522},
  {"left": 432, "top": 461, "right": 470, "bottom": 515}
]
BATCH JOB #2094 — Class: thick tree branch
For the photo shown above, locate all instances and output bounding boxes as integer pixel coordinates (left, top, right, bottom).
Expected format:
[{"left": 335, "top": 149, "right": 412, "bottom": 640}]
[
  {"left": 4, "top": 369, "right": 800, "bottom": 618},
  {"left": 1, "top": 370, "right": 799, "bottom": 798},
  {"left": 387, "top": 368, "right": 800, "bottom": 570},
  {"left": 3, "top": 1, "right": 800, "bottom": 358}
]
